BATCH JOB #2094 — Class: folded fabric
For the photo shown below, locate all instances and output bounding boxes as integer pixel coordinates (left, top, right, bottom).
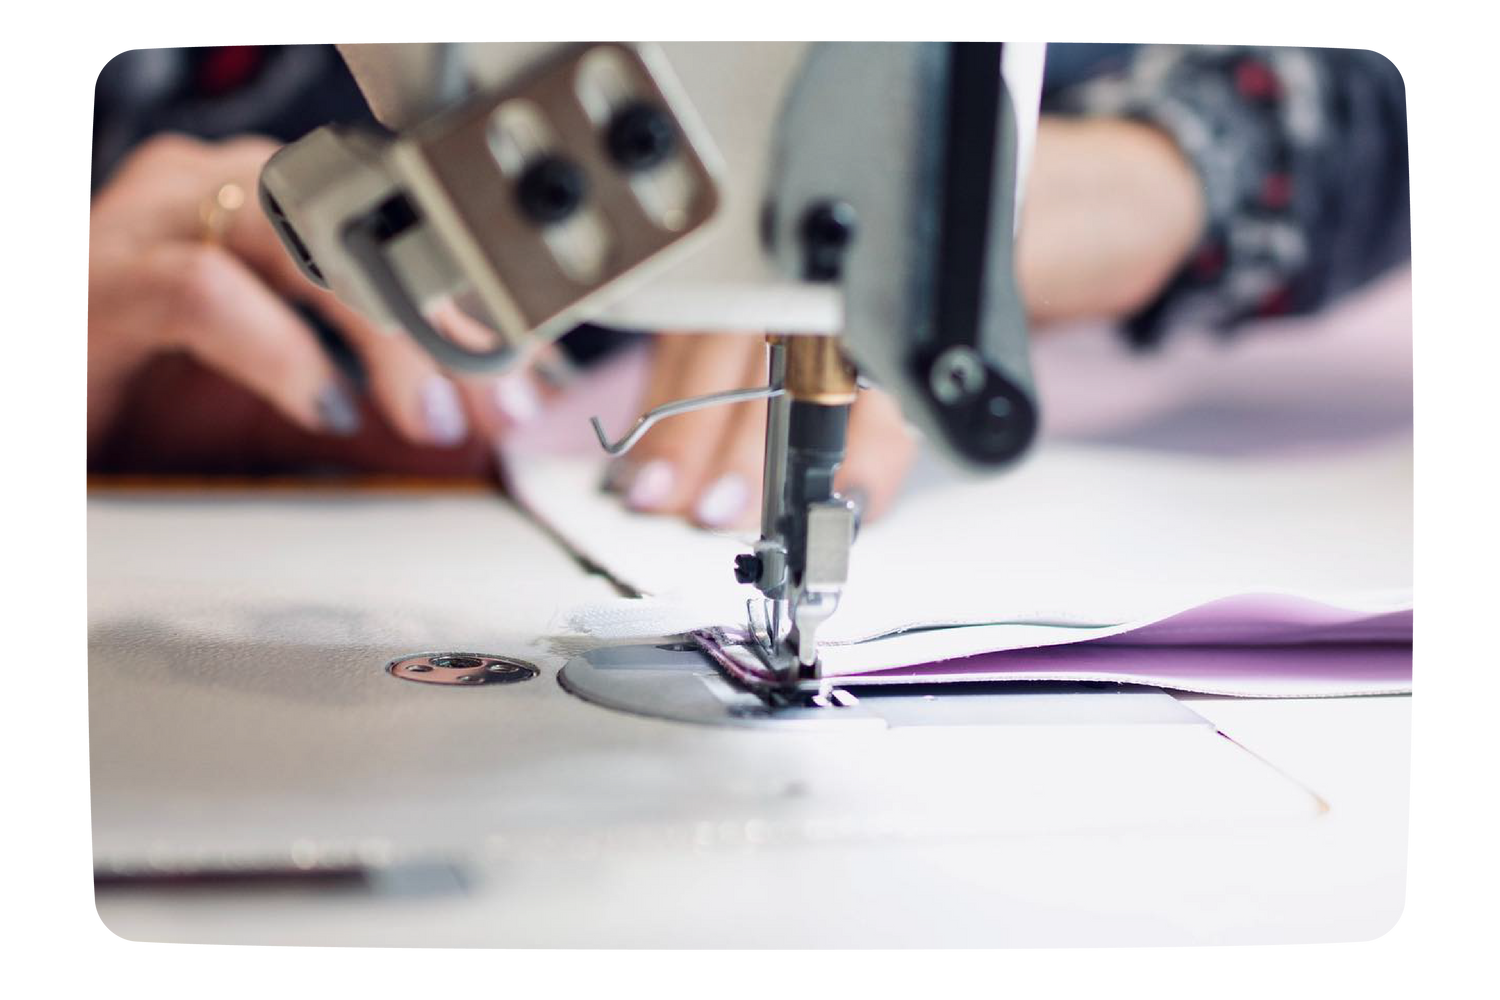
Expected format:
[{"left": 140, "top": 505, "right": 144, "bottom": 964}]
[
  {"left": 498, "top": 291, "right": 1412, "bottom": 696},
  {"left": 690, "top": 596, "right": 1412, "bottom": 698},
  {"left": 509, "top": 437, "right": 1410, "bottom": 627}
]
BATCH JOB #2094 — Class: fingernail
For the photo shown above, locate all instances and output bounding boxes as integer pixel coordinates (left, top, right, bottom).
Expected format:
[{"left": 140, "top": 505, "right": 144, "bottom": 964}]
[
  {"left": 420, "top": 376, "right": 468, "bottom": 446},
  {"left": 316, "top": 381, "right": 361, "bottom": 437},
  {"left": 493, "top": 374, "right": 541, "bottom": 426},
  {"left": 694, "top": 473, "right": 749, "bottom": 528},
  {"left": 626, "top": 459, "right": 675, "bottom": 510}
]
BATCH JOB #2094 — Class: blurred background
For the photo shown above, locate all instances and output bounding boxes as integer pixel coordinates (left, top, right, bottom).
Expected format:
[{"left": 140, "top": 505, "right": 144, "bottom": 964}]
[{"left": 89, "top": 44, "right": 1409, "bottom": 520}]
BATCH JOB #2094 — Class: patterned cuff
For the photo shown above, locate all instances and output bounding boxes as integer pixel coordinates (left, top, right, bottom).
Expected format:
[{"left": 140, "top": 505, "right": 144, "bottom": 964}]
[{"left": 1047, "top": 45, "right": 1329, "bottom": 346}]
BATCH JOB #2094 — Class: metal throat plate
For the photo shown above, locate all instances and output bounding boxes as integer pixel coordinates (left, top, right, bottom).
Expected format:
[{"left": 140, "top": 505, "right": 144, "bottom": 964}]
[{"left": 558, "top": 643, "right": 1207, "bottom": 730}]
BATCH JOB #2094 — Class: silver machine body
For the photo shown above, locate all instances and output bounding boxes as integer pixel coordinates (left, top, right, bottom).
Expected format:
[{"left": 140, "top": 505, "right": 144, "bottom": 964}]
[
  {"left": 260, "top": 41, "right": 1047, "bottom": 696},
  {"left": 261, "top": 42, "right": 1043, "bottom": 350}
]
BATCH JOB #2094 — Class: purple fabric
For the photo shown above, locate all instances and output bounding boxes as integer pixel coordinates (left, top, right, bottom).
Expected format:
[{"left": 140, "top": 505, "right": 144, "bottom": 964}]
[
  {"left": 864, "top": 643, "right": 1412, "bottom": 698},
  {"left": 691, "top": 594, "right": 1414, "bottom": 698},
  {"left": 850, "top": 596, "right": 1413, "bottom": 697},
  {"left": 1097, "top": 594, "right": 1412, "bottom": 646}
]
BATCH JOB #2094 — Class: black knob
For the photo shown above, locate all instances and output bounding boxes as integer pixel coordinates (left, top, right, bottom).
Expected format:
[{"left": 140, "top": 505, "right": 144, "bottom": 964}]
[
  {"left": 799, "top": 201, "right": 858, "bottom": 281},
  {"left": 733, "top": 553, "right": 762, "bottom": 585},
  {"left": 606, "top": 102, "right": 676, "bottom": 172},
  {"left": 516, "top": 155, "right": 587, "bottom": 225}
]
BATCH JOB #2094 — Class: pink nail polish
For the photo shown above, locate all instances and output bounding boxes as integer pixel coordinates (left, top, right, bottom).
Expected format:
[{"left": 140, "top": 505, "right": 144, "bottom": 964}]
[
  {"left": 420, "top": 376, "right": 468, "bottom": 446},
  {"left": 493, "top": 375, "right": 540, "bottom": 426},
  {"left": 626, "top": 460, "right": 675, "bottom": 510},
  {"left": 694, "top": 474, "right": 748, "bottom": 528}
]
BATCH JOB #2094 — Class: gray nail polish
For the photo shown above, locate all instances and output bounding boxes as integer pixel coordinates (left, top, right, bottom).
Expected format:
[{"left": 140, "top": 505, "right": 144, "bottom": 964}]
[
  {"left": 316, "top": 381, "right": 362, "bottom": 437},
  {"left": 421, "top": 376, "right": 469, "bottom": 446}
]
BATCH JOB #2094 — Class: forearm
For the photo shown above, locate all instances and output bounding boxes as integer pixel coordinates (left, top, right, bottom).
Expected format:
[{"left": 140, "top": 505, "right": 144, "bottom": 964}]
[
  {"left": 1017, "top": 116, "right": 1206, "bottom": 325},
  {"left": 1034, "top": 44, "right": 1410, "bottom": 345}
]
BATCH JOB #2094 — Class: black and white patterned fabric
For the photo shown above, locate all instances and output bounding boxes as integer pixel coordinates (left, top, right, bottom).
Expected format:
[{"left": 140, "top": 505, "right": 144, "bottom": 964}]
[
  {"left": 93, "top": 45, "right": 1411, "bottom": 350},
  {"left": 92, "top": 46, "right": 376, "bottom": 189},
  {"left": 1043, "top": 44, "right": 1410, "bottom": 346}
]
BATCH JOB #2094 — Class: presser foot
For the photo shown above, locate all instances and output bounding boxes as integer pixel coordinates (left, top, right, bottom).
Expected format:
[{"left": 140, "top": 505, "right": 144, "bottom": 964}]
[
  {"left": 557, "top": 641, "right": 878, "bottom": 730},
  {"left": 746, "top": 597, "right": 831, "bottom": 689},
  {"left": 556, "top": 641, "right": 1202, "bottom": 731}
]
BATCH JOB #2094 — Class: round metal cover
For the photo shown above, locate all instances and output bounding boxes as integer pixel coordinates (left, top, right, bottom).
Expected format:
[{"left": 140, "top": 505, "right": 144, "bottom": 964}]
[{"left": 387, "top": 652, "right": 539, "bottom": 686}]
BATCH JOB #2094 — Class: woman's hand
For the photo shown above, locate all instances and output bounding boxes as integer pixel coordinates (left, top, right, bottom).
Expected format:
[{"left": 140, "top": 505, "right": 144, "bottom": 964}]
[
  {"left": 613, "top": 115, "right": 1206, "bottom": 528},
  {"left": 609, "top": 333, "right": 917, "bottom": 530},
  {"left": 88, "top": 133, "right": 545, "bottom": 469}
]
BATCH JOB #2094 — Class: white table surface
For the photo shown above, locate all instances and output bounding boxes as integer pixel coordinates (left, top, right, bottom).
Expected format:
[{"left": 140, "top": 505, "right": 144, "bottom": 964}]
[{"left": 89, "top": 490, "right": 1410, "bottom": 948}]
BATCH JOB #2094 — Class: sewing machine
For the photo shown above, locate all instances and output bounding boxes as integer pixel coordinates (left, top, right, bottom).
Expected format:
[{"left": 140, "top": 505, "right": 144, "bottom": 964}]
[
  {"left": 86, "top": 44, "right": 1411, "bottom": 942},
  {"left": 260, "top": 41, "right": 1044, "bottom": 694}
]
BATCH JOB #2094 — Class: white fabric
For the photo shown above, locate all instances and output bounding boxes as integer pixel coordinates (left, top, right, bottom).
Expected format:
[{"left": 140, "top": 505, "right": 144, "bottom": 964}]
[
  {"left": 498, "top": 271, "right": 1412, "bottom": 692},
  {"left": 508, "top": 436, "right": 1411, "bottom": 662}
]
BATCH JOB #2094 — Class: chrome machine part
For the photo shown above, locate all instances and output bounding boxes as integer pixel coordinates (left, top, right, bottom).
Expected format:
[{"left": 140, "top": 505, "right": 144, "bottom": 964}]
[
  {"left": 764, "top": 42, "right": 1041, "bottom": 470},
  {"left": 589, "top": 383, "right": 785, "bottom": 456},
  {"left": 720, "top": 43, "right": 1047, "bottom": 685},
  {"left": 774, "top": 402, "right": 855, "bottom": 677},
  {"left": 773, "top": 335, "right": 860, "bottom": 676},
  {"left": 796, "top": 499, "right": 855, "bottom": 600},
  {"left": 387, "top": 652, "right": 540, "bottom": 686},
  {"left": 557, "top": 643, "right": 1211, "bottom": 731},
  {"left": 754, "top": 339, "right": 792, "bottom": 604},
  {"left": 337, "top": 39, "right": 846, "bottom": 335},
  {"left": 261, "top": 43, "right": 726, "bottom": 374},
  {"left": 265, "top": 42, "right": 846, "bottom": 368},
  {"left": 273, "top": 42, "right": 1047, "bottom": 703}
]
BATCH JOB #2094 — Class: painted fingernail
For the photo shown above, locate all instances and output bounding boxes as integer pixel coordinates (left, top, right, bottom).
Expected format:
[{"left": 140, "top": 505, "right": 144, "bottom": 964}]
[
  {"left": 694, "top": 473, "right": 750, "bottom": 528},
  {"left": 420, "top": 376, "right": 468, "bottom": 446},
  {"left": 493, "top": 374, "right": 541, "bottom": 426},
  {"left": 316, "top": 381, "right": 361, "bottom": 437},
  {"left": 626, "top": 459, "right": 675, "bottom": 510}
]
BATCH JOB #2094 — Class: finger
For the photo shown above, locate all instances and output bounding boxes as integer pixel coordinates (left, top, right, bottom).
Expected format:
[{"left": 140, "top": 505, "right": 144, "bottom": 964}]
[
  {"left": 165, "top": 135, "right": 281, "bottom": 247},
  {"left": 833, "top": 387, "right": 917, "bottom": 524},
  {"left": 429, "top": 307, "right": 578, "bottom": 419},
  {"left": 456, "top": 366, "right": 549, "bottom": 440},
  {"left": 345, "top": 313, "right": 473, "bottom": 447},
  {"left": 428, "top": 299, "right": 508, "bottom": 352},
  {"left": 232, "top": 210, "right": 470, "bottom": 447},
  {"left": 613, "top": 334, "right": 767, "bottom": 514},
  {"left": 99, "top": 133, "right": 251, "bottom": 246},
  {"left": 687, "top": 394, "right": 766, "bottom": 530},
  {"left": 685, "top": 349, "right": 771, "bottom": 529},
  {"left": 146, "top": 242, "right": 358, "bottom": 436},
  {"left": 219, "top": 139, "right": 559, "bottom": 447},
  {"left": 201, "top": 145, "right": 454, "bottom": 446},
  {"left": 432, "top": 302, "right": 557, "bottom": 439},
  {"left": 316, "top": 290, "right": 470, "bottom": 447}
]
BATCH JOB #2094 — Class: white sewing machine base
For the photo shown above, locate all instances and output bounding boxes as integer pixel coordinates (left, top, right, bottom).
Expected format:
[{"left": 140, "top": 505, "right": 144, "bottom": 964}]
[{"left": 88, "top": 491, "right": 1409, "bottom": 947}]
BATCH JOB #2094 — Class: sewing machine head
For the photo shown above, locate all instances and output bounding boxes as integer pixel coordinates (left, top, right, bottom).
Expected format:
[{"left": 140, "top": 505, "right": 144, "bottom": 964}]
[{"left": 260, "top": 41, "right": 1044, "bottom": 688}]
